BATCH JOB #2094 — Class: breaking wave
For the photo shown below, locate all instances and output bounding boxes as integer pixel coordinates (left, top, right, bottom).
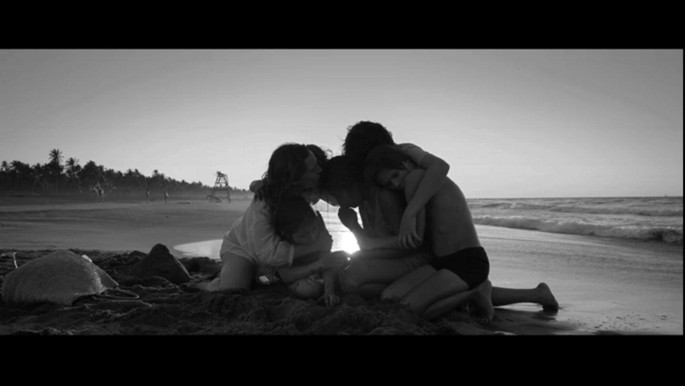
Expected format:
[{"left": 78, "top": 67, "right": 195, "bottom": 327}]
[{"left": 473, "top": 215, "right": 683, "bottom": 245}]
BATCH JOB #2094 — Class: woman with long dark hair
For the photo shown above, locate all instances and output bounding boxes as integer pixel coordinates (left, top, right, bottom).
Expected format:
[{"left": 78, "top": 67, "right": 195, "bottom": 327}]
[{"left": 205, "top": 143, "right": 347, "bottom": 291}]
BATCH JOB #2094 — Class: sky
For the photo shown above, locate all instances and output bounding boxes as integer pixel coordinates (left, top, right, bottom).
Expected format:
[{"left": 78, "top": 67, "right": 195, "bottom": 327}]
[{"left": 0, "top": 49, "right": 682, "bottom": 198}]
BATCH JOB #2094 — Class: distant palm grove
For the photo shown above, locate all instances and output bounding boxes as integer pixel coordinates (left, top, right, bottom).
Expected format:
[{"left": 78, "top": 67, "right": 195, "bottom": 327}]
[{"left": 0, "top": 149, "right": 245, "bottom": 200}]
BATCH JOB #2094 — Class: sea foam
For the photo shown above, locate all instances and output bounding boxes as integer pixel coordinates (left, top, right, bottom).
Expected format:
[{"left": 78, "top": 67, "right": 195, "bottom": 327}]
[
  {"left": 468, "top": 196, "right": 683, "bottom": 245},
  {"left": 472, "top": 214, "right": 683, "bottom": 244}
]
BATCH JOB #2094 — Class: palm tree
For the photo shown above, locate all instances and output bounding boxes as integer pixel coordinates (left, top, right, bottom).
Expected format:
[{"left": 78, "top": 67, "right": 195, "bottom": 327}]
[
  {"left": 65, "top": 157, "right": 80, "bottom": 191},
  {"left": 49, "top": 149, "right": 63, "bottom": 166},
  {"left": 48, "top": 149, "right": 64, "bottom": 193}
]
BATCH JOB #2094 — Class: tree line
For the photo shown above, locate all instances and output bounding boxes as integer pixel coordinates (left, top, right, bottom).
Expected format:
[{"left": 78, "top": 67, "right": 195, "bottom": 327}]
[{"left": 0, "top": 149, "right": 246, "bottom": 199}]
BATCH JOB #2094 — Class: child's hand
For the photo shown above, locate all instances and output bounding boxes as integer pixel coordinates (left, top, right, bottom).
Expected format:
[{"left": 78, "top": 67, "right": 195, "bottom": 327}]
[
  {"left": 321, "top": 292, "right": 340, "bottom": 307},
  {"left": 399, "top": 212, "right": 422, "bottom": 249}
]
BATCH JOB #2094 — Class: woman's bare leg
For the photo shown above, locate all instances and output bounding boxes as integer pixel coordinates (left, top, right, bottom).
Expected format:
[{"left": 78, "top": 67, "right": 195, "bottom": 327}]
[{"left": 213, "top": 253, "right": 255, "bottom": 291}]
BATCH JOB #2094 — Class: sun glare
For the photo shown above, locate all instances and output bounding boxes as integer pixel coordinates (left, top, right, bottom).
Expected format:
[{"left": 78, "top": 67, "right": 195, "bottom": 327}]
[{"left": 335, "top": 229, "right": 360, "bottom": 255}]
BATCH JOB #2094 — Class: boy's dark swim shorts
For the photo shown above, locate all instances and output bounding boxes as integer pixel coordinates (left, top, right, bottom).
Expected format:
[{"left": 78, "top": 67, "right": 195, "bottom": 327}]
[{"left": 430, "top": 247, "right": 490, "bottom": 289}]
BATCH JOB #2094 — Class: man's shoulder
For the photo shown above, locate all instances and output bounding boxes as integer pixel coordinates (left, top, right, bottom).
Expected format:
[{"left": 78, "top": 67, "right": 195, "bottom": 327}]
[{"left": 396, "top": 143, "right": 428, "bottom": 165}]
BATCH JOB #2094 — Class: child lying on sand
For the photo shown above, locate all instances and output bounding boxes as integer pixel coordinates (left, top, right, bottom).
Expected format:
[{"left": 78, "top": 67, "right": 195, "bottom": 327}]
[{"left": 271, "top": 196, "right": 349, "bottom": 306}]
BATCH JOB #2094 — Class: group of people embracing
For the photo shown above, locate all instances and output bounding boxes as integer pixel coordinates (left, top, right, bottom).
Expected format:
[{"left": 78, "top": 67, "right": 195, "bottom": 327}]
[{"left": 199, "top": 121, "right": 558, "bottom": 323}]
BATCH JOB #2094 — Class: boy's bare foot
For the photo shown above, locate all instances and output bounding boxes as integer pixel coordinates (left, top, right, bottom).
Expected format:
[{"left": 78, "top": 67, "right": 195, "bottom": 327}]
[
  {"left": 537, "top": 282, "right": 559, "bottom": 311},
  {"left": 470, "top": 279, "right": 494, "bottom": 324}
]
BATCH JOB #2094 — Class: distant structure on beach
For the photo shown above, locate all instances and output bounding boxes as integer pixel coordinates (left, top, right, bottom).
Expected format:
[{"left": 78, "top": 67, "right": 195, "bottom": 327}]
[
  {"left": 208, "top": 171, "right": 231, "bottom": 203},
  {"left": 91, "top": 182, "right": 105, "bottom": 200}
]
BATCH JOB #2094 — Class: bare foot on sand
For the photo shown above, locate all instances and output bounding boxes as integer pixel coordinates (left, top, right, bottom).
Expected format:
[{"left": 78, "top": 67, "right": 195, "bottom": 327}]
[
  {"left": 470, "top": 279, "right": 494, "bottom": 324},
  {"left": 537, "top": 282, "right": 559, "bottom": 311}
]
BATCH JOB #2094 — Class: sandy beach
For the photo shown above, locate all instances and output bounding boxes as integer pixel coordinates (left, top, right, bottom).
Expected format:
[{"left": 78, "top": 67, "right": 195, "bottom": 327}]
[{"left": 1, "top": 195, "right": 682, "bottom": 335}]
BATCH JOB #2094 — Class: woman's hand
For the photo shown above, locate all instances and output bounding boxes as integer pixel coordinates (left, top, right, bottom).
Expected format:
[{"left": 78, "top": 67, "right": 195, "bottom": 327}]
[{"left": 398, "top": 211, "right": 422, "bottom": 249}]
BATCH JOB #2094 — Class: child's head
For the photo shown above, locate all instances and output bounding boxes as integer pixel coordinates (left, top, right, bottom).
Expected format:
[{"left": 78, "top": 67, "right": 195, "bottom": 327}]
[
  {"left": 273, "top": 196, "right": 323, "bottom": 245},
  {"left": 288, "top": 275, "right": 324, "bottom": 299},
  {"left": 320, "top": 155, "right": 365, "bottom": 208},
  {"left": 364, "top": 144, "right": 413, "bottom": 190},
  {"left": 343, "top": 121, "right": 396, "bottom": 170}
]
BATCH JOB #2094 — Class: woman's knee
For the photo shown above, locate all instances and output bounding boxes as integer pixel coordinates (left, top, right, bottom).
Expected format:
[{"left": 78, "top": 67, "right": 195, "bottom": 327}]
[{"left": 217, "top": 253, "right": 255, "bottom": 290}]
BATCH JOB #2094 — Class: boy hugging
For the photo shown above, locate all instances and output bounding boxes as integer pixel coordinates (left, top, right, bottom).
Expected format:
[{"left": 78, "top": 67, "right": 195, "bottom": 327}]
[{"left": 364, "top": 144, "right": 495, "bottom": 321}]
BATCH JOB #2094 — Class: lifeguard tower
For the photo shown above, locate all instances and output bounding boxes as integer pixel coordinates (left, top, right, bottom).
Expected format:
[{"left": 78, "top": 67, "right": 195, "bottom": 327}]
[{"left": 208, "top": 171, "right": 231, "bottom": 203}]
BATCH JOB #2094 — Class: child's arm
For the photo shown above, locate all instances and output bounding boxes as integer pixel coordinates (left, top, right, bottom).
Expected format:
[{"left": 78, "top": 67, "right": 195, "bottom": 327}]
[
  {"left": 399, "top": 152, "right": 448, "bottom": 249},
  {"left": 276, "top": 251, "right": 348, "bottom": 284},
  {"left": 321, "top": 268, "right": 340, "bottom": 307},
  {"left": 276, "top": 256, "right": 322, "bottom": 284},
  {"left": 402, "top": 169, "right": 426, "bottom": 243},
  {"left": 355, "top": 168, "right": 427, "bottom": 252}
]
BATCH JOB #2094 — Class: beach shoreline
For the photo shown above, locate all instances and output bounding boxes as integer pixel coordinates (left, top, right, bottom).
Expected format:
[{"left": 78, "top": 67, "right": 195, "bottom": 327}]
[{"left": 1, "top": 196, "right": 682, "bottom": 335}]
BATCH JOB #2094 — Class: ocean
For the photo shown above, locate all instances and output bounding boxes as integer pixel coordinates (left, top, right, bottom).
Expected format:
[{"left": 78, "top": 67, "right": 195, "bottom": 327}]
[{"left": 465, "top": 196, "right": 683, "bottom": 245}]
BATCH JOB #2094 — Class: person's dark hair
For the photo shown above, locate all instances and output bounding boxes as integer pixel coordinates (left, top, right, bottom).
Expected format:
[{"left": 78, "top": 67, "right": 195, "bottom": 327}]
[
  {"left": 342, "top": 121, "right": 395, "bottom": 171},
  {"left": 272, "top": 196, "right": 318, "bottom": 243},
  {"left": 320, "top": 155, "right": 363, "bottom": 194},
  {"left": 363, "top": 144, "right": 412, "bottom": 185},
  {"left": 255, "top": 143, "right": 313, "bottom": 212},
  {"left": 306, "top": 144, "right": 330, "bottom": 170}
]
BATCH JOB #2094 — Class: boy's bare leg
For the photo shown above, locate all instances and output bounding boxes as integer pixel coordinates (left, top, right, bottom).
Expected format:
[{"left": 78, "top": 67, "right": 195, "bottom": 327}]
[
  {"left": 339, "top": 252, "right": 428, "bottom": 294},
  {"left": 422, "top": 289, "right": 475, "bottom": 320},
  {"left": 399, "top": 269, "right": 470, "bottom": 315},
  {"left": 491, "top": 282, "right": 559, "bottom": 310},
  {"left": 380, "top": 265, "right": 436, "bottom": 302},
  {"left": 469, "top": 279, "right": 494, "bottom": 323}
]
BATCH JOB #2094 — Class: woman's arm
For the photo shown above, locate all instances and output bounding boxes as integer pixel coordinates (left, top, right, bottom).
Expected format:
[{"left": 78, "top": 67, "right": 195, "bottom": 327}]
[{"left": 276, "top": 257, "right": 322, "bottom": 284}]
